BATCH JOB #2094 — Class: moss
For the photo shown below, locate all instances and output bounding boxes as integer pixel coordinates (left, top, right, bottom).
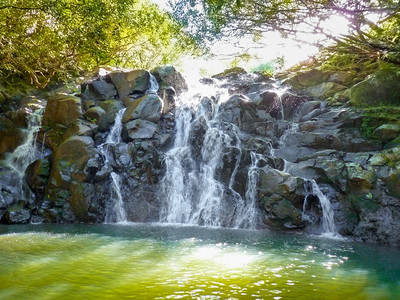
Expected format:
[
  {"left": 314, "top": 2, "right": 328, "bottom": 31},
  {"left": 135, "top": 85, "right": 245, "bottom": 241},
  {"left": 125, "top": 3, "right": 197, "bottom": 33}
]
[{"left": 359, "top": 106, "right": 400, "bottom": 141}]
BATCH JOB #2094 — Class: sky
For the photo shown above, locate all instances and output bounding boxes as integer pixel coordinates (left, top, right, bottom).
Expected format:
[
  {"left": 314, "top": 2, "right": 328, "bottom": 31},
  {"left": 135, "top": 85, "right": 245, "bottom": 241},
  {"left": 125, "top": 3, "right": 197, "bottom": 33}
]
[{"left": 150, "top": 0, "right": 351, "bottom": 76}]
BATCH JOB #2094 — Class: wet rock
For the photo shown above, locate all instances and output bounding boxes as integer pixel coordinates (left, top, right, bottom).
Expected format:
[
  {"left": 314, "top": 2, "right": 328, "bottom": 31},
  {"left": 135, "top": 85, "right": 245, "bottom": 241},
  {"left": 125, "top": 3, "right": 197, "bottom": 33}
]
[
  {"left": 122, "top": 119, "right": 157, "bottom": 141},
  {"left": 24, "top": 158, "right": 50, "bottom": 194},
  {"left": 2, "top": 205, "right": 31, "bottom": 224},
  {"left": 122, "top": 94, "right": 163, "bottom": 123},
  {"left": 98, "top": 100, "right": 124, "bottom": 130},
  {"left": 258, "top": 167, "right": 305, "bottom": 229}
]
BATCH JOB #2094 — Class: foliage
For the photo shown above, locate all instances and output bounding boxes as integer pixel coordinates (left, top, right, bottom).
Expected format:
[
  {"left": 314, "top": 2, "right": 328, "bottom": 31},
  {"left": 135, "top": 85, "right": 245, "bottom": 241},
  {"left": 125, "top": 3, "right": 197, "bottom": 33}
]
[
  {"left": 168, "top": 0, "right": 400, "bottom": 70},
  {"left": 169, "top": 1, "right": 399, "bottom": 40},
  {"left": 0, "top": 0, "right": 198, "bottom": 88},
  {"left": 251, "top": 57, "right": 284, "bottom": 76}
]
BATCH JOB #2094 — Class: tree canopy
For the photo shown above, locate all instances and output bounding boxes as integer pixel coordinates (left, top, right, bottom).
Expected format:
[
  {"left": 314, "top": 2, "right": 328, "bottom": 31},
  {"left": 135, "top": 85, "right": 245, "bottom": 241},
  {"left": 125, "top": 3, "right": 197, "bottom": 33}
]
[
  {"left": 168, "top": 0, "right": 400, "bottom": 66},
  {"left": 0, "top": 0, "right": 198, "bottom": 88}
]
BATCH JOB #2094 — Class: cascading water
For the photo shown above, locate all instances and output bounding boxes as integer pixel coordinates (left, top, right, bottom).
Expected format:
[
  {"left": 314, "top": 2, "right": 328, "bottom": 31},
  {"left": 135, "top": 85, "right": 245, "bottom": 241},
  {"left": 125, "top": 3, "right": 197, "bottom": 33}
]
[
  {"left": 302, "top": 180, "right": 337, "bottom": 235},
  {"left": 160, "top": 84, "right": 261, "bottom": 228},
  {"left": 233, "top": 151, "right": 262, "bottom": 229},
  {"left": 100, "top": 108, "right": 128, "bottom": 223},
  {"left": 4, "top": 108, "right": 44, "bottom": 202}
]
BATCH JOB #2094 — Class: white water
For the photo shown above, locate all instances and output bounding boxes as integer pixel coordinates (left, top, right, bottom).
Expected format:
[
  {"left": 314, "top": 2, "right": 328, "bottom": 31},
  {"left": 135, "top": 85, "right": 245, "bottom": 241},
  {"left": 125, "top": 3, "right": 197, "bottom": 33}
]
[
  {"left": 4, "top": 109, "right": 44, "bottom": 202},
  {"left": 302, "top": 179, "right": 338, "bottom": 236},
  {"left": 161, "top": 84, "right": 262, "bottom": 228},
  {"left": 100, "top": 108, "right": 128, "bottom": 223},
  {"left": 233, "top": 151, "right": 262, "bottom": 229}
]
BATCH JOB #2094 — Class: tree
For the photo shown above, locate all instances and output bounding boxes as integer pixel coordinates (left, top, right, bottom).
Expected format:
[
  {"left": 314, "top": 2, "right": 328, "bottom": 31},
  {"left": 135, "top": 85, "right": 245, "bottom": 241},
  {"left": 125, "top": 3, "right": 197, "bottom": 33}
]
[
  {"left": 168, "top": 0, "right": 400, "bottom": 64},
  {"left": 0, "top": 0, "right": 198, "bottom": 88}
]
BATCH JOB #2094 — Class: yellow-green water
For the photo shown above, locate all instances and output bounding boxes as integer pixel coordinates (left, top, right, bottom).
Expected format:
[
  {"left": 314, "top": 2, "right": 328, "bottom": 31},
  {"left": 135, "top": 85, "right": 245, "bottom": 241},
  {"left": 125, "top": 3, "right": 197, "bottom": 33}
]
[{"left": 0, "top": 224, "right": 399, "bottom": 299}]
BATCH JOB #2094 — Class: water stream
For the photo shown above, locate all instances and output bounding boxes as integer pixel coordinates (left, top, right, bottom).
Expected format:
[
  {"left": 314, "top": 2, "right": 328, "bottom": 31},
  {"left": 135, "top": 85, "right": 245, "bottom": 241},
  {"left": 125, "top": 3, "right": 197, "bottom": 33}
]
[
  {"left": 99, "top": 108, "right": 127, "bottom": 223},
  {"left": 3, "top": 109, "right": 44, "bottom": 202}
]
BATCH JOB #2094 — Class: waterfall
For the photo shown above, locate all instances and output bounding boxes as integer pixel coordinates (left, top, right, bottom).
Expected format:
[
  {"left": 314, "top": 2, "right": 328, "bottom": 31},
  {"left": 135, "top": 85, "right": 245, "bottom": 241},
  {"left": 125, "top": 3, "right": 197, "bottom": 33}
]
[
  {"left": 233, "top": 152, "right": 262, "bottom": 229},
  {"left": 160, "top": 84, "right": 259, "bottom": 227},
  {"left": 147, "top": 74, "right": 160, "bottom": 94},
  {"left": 100, "top": 108, "right": 128, "bottom": 223},
  {"left": 303, "top": 180, "right": 337, "bottom": 235},
  {"left": 4, "top": 108, "right": 44, "bottom": 202}
]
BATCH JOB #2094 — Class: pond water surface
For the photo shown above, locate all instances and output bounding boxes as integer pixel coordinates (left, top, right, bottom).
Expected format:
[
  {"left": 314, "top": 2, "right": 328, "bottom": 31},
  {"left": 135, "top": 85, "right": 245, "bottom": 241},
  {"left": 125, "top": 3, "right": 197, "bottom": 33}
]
[{"left": 0, "top": 223, "right": 399, "bottom": 299}]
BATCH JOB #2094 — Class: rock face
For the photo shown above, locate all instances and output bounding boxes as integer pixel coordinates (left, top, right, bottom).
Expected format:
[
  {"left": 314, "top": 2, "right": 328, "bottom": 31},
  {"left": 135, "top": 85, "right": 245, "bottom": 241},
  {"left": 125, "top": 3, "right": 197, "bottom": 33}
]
[
  {"left": 2, "top": 64, "right": 400, "bottom": 247},
  {"left": 350, "top": 66, "right": 400, "bottom": 107}
]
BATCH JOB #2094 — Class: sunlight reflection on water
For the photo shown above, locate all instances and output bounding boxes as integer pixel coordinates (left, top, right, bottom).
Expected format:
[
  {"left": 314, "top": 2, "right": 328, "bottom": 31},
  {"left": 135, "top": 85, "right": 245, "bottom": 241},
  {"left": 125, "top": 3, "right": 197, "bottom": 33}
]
[{"left": 0, "top": 224, "right": 399, "bottom": 299}]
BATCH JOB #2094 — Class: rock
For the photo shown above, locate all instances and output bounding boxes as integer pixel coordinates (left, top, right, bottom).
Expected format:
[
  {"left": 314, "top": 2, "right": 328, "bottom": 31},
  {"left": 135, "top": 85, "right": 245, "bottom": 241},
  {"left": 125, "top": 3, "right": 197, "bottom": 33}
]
[
  {"left": 68, "top": 181, "right": 88, "bottom": 221},
  {"left": 151, "top": 66, "right": 188, "bottom": 95},
  {"left": 374, "top": 124, "right": 400, "bottom": 143},
  {"left": 296, "top": 101, "right": 322, "bottom": 119},
  {"left": 24, "top": 158, "right": 50, "bottom": 194},
  {"left": 122, "top": 94, "right": 163, "bottom": 123},
  {"left": 350, "top": 66, "right": 400, "bottom": 107},
  {"left": 83, "top": 106, "right": 106, "bottom": 127},
  {"left": 370, "top": 146, "right": 400, "bottom": 166},
  {"left": 81, "top": 77, "right": 117, "bottom": 101},
  {"left": 48, "top": 135, "right": 95, "bottom": 190},
  {"left": 98, "top": 100, "right": 124, "bottom": 130},
  {"left": 62, "top": 122, "right": 93, "bottom": 140},
  {"left": 305, "top": 82, "right": 347, "bottom": 98},
  {"left": 160, "top": 86, "right": 176, "bottom": 114},
  {"left": 109, "top": 69, "right": 150, "bottom": 100},
  {"left": 122, "top": 119, "right": 157, "bottom": 141},
  {"left": 258, "top": 167, "right": 305, "bottom": 229},
  {"left": 0, "top": 116, "right": 24, "bottom": 158},
  {"left": 212, "top": 67, "right": 247, "bottom": 79},
  {"left": 328, "top": 71, "right": 357, "bottom": 85},
  {"left": 42, "top": 94, "right": 82, "bottom": 128},
  {"left": 346, "top": 163, "right": 376, "bottom": 192},
  {"left": 284, "top": 68, "right": 330, "bottom": 89},
  {"left": 2, "top": 205, "right": 31, "bottom": 224}
]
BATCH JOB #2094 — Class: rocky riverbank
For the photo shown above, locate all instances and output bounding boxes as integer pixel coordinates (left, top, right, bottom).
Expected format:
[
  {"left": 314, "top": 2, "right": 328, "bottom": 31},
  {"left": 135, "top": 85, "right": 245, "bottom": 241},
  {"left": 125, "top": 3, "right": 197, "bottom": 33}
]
[{"left": 1, "top": 63, "right": 400, "bottom": 246}]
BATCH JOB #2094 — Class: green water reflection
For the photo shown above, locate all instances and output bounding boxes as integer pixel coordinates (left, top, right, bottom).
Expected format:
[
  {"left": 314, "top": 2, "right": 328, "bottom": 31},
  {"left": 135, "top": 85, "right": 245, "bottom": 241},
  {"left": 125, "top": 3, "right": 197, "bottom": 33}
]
[{"left": 0, "top": 223, "right": 399, "bottom": 299}]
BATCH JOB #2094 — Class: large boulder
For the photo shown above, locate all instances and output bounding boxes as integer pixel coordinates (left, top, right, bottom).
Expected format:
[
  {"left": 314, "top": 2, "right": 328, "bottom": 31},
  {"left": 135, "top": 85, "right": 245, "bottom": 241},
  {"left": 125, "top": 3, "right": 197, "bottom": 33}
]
[
  {"left": 258, "top": 167, "right": 305, "bottom": 229},
  {"left": 42, "top": 94, "right": 82, "bottom": 128},
  {"left": 122, "top": 94, "right": 163, "bottom": 123},
  {"left": 48, "top": 135, "right": 95, "bottom": 190},
  {"left": 350, "top": 66, "right": 400, "bottom": 107},
  {"left": 109, "top": 69, "right": 150, "bottom": 100},
  {"left": 81, "top": 77, "right": 117, "bottom": 101},
  {"left": 0, "top": 116, "right": 24, "bottom": 158},
  {"left": 284, "top": 69, "right": 330, "bottom": 89},
  {"left": 305, "top": 82, "right": 347, "bottom": 98},
  {"left": 122, "top": 119, "right": 157, "bottom": 141},
  {"left": 24, "top": 158, "right": 50, "bottom": 194},
  {"left": 151, "top": 66, "right": 188, "bottom": 95},
  {"left": 374, "top": 124, "right": 400, "bottom": 144}
]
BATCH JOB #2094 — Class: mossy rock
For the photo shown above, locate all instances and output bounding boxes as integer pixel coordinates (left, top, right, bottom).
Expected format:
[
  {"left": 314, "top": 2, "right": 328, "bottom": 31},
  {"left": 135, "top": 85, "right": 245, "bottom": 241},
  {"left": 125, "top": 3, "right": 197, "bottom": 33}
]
[
  {"left": 212, "top": 67, "right": 247, "bottom": 80},
  {"left": 350, "top": 66, "right": 400, "bottom": 107},
  {"left": 42, "top": 94, "right": 82, "bottom": 127}
]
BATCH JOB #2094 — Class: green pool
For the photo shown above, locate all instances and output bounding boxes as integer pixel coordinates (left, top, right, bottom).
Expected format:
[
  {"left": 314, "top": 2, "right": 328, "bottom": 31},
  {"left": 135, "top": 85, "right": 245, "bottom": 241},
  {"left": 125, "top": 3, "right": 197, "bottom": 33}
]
[{"left": 0, "top": 224, "right": 399, "bottom": 299}]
